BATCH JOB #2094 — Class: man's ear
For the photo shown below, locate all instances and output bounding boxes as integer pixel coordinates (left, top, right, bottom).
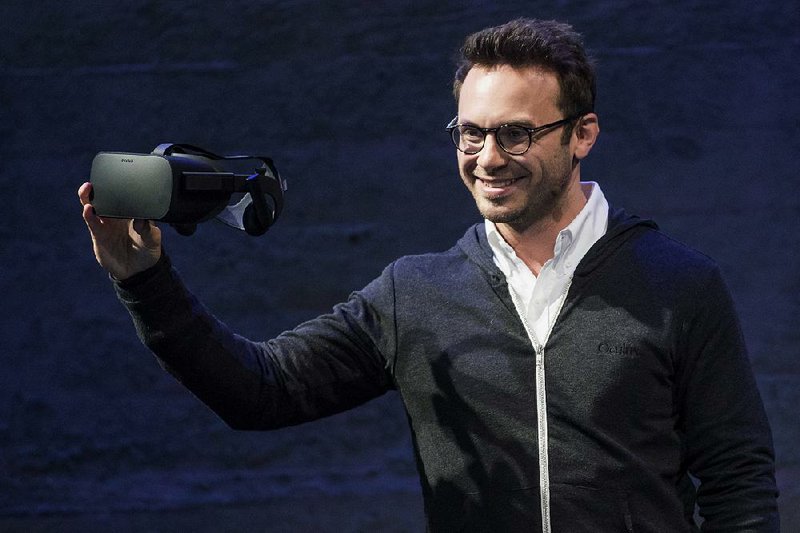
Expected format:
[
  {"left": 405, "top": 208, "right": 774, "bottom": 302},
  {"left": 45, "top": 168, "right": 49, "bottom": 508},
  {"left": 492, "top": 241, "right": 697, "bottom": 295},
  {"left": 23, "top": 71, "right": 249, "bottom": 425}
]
[{"left": 572, "top": 113, "right": 600, "bottom": 160}]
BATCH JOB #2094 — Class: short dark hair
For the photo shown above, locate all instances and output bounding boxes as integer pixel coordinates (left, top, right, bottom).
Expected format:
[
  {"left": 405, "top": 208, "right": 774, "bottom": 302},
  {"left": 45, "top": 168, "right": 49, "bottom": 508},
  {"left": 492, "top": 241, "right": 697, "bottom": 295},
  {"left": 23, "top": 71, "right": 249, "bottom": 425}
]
[{"left": 453, "top": 18, "right": 596, "bottom": 122}]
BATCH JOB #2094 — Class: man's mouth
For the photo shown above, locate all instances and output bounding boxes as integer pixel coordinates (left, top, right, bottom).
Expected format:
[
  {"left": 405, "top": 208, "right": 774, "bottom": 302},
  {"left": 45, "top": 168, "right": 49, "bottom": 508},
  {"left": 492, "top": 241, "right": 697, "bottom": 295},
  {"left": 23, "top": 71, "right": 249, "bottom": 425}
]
[{"left": 477, "top": 177, "right": 523, "bottom": 189}]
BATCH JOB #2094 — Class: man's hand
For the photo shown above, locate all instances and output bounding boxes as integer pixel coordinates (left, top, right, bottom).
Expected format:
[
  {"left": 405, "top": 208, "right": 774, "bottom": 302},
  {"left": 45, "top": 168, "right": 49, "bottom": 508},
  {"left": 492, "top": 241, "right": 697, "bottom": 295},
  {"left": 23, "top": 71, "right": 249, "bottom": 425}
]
[{"left": 78, "top": 182, "right": 162, "bottom": 280}]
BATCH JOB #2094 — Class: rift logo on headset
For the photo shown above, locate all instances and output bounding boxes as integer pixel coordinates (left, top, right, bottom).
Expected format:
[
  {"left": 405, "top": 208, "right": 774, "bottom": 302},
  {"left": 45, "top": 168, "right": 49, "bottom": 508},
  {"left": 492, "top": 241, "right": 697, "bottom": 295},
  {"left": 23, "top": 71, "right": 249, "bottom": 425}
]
[{"left": 89, "top": 143, "right": 287, "bottom": 236}]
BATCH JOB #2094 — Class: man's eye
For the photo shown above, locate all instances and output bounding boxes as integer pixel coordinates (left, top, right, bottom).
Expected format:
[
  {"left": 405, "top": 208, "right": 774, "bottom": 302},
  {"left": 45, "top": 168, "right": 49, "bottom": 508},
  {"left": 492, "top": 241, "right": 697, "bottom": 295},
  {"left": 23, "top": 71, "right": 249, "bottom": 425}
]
[
  {"left": 502, "top": 126, "right": 528, "bottom": 142},
  {"left": 461, "top": 126, "right": 483, "bottom": 139},
  {"left": 460, "top": 126, "right": 483, "bottom": 141}
]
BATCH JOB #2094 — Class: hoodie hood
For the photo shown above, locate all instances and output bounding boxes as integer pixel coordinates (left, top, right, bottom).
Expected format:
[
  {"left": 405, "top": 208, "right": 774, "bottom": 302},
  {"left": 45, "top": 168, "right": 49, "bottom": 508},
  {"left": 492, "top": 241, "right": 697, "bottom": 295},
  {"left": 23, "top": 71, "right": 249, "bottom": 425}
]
[{"left": 455, "top": 206, "right": 659, "bottom": 278}]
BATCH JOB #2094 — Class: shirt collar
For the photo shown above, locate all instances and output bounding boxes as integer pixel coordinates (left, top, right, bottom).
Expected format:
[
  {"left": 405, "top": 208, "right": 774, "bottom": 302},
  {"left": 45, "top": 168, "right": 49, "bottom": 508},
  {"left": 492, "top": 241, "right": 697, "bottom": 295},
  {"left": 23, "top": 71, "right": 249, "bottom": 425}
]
[
  {"left": 486, "top": 217, "right": 518, "bottom": 275},
  {"left": 485, "top": 181, "right": 609, "bottom": 276}
]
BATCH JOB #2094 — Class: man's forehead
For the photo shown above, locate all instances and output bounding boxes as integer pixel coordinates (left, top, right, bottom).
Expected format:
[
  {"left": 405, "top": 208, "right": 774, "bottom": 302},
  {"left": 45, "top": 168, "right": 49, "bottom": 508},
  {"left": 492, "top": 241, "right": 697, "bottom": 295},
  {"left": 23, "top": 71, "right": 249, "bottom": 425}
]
[{"left": 458, "top": 65, "right": 561, "bottom": 122}]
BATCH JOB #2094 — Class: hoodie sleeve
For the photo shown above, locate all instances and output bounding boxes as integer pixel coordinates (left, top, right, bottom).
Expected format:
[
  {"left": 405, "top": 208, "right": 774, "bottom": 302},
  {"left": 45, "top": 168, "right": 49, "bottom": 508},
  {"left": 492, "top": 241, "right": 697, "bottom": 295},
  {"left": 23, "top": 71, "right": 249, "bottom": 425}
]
[
  {"left": 113, "top": 253, "right": 396, "bottom": 430},
  {"left": 675, "top": 264, "right": 779, "bottom": 531}
]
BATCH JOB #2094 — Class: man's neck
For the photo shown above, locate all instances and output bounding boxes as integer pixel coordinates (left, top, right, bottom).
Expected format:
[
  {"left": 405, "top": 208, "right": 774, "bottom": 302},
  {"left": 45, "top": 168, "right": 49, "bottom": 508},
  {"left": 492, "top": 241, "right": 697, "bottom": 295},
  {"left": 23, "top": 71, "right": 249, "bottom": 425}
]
[{"left": 496, "top": 180, "right": 589, "bottom": 276}]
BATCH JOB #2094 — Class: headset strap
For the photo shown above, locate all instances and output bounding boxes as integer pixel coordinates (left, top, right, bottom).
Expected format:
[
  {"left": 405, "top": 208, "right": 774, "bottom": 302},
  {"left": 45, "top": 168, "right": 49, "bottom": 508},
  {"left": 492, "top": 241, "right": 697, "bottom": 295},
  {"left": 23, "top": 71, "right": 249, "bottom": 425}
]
[
  {"left": 153, "top": 143, "right": 286, "bottom": 235},
  {"left": 154, "top": 143, "right": 287, "bottom": 190}
]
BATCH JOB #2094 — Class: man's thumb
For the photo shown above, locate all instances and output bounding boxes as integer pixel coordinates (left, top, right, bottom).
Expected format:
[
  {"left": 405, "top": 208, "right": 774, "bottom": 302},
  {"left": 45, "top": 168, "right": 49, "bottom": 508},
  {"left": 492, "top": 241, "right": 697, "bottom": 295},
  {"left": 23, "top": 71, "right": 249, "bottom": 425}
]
[{"left": 132, "top": 219, "right": 158, "bottom": 246}]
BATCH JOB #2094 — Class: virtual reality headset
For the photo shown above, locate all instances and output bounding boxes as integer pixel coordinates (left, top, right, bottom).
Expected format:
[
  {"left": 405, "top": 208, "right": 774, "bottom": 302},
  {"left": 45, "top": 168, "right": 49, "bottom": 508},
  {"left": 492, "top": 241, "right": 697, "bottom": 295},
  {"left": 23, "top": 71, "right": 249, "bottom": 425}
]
[{"left": 89, "top": 143, "right": 287, "bottom": 236}]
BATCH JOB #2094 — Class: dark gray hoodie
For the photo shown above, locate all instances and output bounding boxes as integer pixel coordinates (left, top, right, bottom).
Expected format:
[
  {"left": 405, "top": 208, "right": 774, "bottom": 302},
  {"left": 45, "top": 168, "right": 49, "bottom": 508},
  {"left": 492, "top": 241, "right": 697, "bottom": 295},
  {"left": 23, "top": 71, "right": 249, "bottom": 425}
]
[{"left": 116, "top": 208, "right": 778, "bottom": 532}]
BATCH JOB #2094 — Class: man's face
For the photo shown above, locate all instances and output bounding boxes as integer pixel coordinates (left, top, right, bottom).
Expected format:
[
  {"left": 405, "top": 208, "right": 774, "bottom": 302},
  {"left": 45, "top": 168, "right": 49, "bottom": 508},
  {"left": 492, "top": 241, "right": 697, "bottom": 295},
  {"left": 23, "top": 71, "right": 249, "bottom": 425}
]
[{"left": 456, "top": 65, "right": 578, "bottom": 232}]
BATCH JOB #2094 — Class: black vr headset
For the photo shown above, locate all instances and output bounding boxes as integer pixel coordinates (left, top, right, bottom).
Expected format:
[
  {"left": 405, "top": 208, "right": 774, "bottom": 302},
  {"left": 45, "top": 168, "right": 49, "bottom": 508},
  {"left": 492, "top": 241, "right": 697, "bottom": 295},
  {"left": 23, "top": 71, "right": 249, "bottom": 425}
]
[{"left": 89, "top": 143, "right": 287, "bottom": 236}]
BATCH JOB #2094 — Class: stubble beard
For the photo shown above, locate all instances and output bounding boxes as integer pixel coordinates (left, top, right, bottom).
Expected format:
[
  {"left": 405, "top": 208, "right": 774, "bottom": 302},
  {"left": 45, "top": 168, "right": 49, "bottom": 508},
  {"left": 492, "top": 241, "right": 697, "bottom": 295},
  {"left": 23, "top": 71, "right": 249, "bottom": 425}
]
[{"left": 477, "top": 155, "right": 573, "bottom": 234}]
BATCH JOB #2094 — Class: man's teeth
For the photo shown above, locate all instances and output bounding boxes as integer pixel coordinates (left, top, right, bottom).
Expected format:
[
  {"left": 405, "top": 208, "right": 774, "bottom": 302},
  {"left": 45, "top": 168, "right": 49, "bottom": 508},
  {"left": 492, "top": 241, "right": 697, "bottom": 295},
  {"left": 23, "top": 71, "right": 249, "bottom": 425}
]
[{"left": 481, "top": 178, "right": 517, "bottom": 187}]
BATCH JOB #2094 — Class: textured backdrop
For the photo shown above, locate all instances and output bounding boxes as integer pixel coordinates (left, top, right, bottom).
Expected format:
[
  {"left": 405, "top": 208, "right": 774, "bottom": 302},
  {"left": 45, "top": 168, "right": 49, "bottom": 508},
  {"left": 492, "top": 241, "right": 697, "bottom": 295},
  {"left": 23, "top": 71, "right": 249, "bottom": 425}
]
[{"left": 1, "top": 1, "right": 798, "bottom": 530}]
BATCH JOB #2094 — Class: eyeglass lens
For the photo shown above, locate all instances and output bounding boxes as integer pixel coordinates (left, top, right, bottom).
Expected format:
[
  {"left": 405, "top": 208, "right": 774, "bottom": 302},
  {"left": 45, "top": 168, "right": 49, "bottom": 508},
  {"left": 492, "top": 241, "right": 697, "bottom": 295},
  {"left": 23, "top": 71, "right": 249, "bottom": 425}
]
[{"left": 451, "top": 125, "right": 531, "bottom": 155}]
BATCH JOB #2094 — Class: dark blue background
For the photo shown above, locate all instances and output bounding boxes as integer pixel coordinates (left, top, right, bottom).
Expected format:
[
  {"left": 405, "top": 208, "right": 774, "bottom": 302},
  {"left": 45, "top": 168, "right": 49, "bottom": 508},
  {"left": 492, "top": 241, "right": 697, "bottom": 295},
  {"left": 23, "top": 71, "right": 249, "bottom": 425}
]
[{"left": 1, "top": 1, "right": 798, "bottom": 530}]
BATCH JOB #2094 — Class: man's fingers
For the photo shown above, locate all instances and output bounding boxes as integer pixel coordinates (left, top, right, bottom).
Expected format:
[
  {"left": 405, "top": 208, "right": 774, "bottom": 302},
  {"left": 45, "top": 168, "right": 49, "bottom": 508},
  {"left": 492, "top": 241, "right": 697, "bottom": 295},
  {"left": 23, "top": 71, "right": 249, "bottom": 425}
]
[
  {"left": 132, "top": 219, "right": 152, "bottom": 244},
  {"left": 132, "top": 219, "right": 161, "bottom": 248},
  {"left": 132, "top": 218, "right": 148, "bottom": 234},
  {"left": 82, "top": 202, "right": 100, "bottom": 230},
  {"left": 78, "top": 182, "right": 93, "bottom": 206},
  {"left": 79, "top": 181, "right": 161, "bottom": 278},
  {"left": 83, "top": 201, "right": 122, "bottom": 239}
]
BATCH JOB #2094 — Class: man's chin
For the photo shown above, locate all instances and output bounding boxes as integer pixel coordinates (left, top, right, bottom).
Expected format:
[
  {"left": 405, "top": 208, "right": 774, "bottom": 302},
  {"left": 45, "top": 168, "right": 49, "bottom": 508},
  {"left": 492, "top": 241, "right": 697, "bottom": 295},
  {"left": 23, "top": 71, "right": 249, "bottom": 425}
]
[
  {"left": 480, "top": 204, "right": 546, "bottom": 233},
  {"left": 480, "top": 207, "right": 525, "bottom": 226}
]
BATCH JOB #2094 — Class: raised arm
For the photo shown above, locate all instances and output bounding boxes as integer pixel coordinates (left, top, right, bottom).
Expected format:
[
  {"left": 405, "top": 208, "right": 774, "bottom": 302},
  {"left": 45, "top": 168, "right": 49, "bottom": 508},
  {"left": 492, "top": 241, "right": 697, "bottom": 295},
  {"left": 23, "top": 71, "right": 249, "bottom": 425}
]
[{"left": 79, "top": 180, "right": 393, "bottom": 429}]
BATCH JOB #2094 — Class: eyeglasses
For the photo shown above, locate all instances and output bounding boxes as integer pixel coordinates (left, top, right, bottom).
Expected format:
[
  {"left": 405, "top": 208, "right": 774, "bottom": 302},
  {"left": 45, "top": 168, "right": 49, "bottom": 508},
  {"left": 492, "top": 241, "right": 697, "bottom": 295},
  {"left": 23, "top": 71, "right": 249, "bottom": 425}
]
[{"left": 446, "top": 114, "right": 583, "bottom": 155}]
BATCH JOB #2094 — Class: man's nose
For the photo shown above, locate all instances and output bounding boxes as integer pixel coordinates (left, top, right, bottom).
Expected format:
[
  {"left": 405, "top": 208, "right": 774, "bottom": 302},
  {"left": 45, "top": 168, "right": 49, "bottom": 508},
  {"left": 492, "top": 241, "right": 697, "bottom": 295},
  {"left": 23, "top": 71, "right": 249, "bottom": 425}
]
[{"left": 476, "top": 132, "right": 509, "bottom": 170}]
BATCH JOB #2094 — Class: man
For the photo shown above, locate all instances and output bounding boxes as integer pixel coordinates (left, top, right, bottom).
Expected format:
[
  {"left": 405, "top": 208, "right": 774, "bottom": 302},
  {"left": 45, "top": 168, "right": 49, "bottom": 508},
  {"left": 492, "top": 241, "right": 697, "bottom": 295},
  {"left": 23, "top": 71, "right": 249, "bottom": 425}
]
[{"left": 79, "top": 18, "right": 779, "bottom": 532}]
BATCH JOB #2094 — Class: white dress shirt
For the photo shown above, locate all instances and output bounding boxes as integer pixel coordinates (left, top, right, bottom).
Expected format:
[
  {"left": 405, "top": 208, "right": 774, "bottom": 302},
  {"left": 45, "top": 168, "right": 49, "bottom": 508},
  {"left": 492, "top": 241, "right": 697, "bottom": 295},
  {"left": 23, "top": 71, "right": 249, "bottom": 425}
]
[{"left": 486, "top": 182, "right": 609, "bottom": 345}]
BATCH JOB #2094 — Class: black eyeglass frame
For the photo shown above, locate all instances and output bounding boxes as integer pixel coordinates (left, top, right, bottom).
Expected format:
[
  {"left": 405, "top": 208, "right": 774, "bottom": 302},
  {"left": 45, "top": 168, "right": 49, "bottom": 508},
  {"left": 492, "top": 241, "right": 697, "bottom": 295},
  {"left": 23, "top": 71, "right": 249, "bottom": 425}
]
[{"left": 445, "top": 114, "right": 586, "bottom": 155}]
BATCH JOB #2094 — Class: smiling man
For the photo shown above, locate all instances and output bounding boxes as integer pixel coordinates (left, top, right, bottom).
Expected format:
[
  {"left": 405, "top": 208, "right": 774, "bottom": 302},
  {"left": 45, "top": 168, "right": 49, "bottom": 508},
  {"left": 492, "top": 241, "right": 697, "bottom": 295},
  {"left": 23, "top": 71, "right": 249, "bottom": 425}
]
[
  {"left": 453, "top": 63, "right": 598, "bottom": 275},
  {"left": 79, "top": 18, "right": 779, "bottom": 532}
]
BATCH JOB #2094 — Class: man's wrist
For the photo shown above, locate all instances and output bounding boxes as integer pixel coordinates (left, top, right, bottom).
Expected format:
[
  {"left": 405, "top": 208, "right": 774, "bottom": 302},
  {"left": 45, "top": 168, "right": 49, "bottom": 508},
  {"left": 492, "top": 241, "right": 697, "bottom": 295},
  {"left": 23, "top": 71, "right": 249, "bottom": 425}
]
[{"left": 114, "top": 249, "right": 169, "bottom": 289}]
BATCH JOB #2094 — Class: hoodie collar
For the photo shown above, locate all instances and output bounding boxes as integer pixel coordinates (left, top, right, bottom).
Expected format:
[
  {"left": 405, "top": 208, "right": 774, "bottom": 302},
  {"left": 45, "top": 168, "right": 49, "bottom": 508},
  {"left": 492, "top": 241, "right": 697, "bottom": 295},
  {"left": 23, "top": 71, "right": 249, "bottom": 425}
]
[{"left": 458, "top": 203, "right": 657, "bottom": 278}]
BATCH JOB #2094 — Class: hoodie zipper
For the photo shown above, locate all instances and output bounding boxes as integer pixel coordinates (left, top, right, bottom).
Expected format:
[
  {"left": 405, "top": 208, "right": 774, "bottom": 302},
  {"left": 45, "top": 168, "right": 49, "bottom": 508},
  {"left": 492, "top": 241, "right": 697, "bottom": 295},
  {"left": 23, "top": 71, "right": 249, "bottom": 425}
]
[{"left": 508, "top": 279, "right": 572, "bottom": 533}]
